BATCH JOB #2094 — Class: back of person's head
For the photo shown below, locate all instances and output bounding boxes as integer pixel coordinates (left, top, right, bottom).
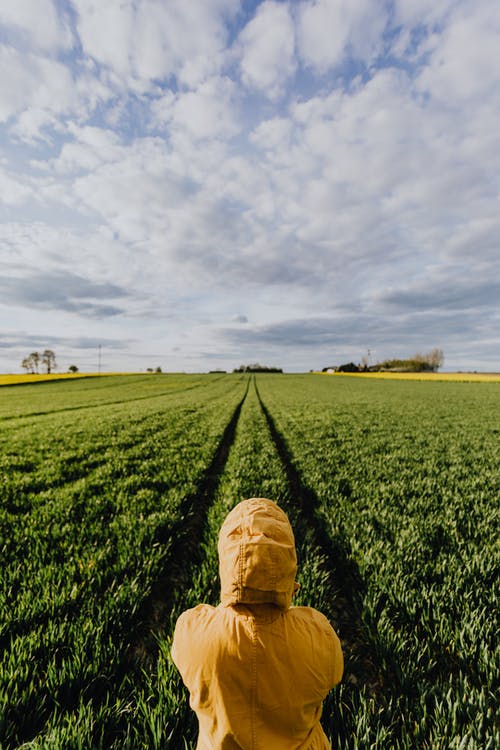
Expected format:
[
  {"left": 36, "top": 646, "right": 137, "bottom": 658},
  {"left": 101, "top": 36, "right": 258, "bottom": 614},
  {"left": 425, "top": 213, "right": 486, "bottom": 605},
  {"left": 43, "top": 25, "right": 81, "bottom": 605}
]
[{"left": 218, "top": 498, "right": 299, "bottom": 610}]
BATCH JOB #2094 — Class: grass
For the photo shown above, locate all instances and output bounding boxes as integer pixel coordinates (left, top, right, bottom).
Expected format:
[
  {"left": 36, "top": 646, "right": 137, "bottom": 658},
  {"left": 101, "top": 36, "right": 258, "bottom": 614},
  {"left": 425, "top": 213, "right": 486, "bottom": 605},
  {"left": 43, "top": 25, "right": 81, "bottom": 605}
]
[{"left": 1, "top": 373, "right": 498, "bottom": 748}]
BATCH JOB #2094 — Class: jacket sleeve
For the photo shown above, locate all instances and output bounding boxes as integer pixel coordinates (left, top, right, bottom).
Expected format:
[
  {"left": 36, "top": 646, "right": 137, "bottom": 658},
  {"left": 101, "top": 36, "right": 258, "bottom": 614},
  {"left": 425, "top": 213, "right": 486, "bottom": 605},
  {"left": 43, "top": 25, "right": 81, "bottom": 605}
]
[
  {"left": 170, "top": 610, "right": 187, "bottom": 675},
  {"left": 308, "top": 608, "right": 343, "bottom": 690},
  {"left": 171, "top": 604, "right": 214, "bottom": 682},
  {"left": 330, "top": 627, "right": 344, "bottom": 686}
]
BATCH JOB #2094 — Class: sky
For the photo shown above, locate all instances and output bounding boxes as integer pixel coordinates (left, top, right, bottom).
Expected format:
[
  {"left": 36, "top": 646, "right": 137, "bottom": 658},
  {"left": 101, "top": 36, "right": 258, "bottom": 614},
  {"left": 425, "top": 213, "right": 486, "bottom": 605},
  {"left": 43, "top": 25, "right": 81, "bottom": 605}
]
[{"left": 1, "top": 0, "right": 499, "bottom": 374}]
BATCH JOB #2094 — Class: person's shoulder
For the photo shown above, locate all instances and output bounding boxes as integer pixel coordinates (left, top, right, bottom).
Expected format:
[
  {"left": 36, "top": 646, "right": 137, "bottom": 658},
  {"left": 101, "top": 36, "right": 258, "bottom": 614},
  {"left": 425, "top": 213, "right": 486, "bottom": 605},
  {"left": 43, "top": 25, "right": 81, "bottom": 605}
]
[
  {"left": 174, "top": 603, "right": 217, "bottom": 633},
  {"left": 172, "top": 604, "right": 219, "bottom": 669},
  {"left": 288, "top": 605, "right": 337, "bottom": 637},
  {"left": 288, "top": 606, "right": 343, "bottom": 685}
]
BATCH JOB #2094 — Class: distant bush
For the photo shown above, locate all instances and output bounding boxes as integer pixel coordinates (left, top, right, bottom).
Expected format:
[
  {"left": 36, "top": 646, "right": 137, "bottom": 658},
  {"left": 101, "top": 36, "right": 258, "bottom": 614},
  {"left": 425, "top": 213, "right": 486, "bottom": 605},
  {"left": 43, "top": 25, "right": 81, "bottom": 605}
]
[
  {"left": 374, "top": 349, "right": 444, "bottom": 373},
  {"left": 324, "top": 349, "right": 444, "bottom": 374},
  {"left": 337, "top": 362, "right": 360, "bottom": 373},
  {"left": 233, "top": 364, "right": 283, "bottom": 373}
]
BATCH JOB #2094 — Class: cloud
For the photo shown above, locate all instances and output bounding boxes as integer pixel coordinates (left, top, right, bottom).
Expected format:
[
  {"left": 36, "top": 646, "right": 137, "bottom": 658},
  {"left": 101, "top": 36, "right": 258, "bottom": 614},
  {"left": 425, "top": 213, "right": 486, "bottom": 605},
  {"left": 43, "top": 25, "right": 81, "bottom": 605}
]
[
  {"left": 225, "top": 317, "right": 335, "bottom": 347},
  {"left": 415, "top": 1, "right": 500, "bottom": 104},
  {"left": 68, "top": 137, "right": 196, "bottom": 245},
  {"left": 0, "top": 1, "right": 498, "bottom": 373},
  {"left": 393, "top": 0, "right": 459, "bottom": 27},
  {"left": 43, "top": 124, "right": 124, "bottom": 174},
  {"left": 297, "top": 0, "right": 387, "bottom": 72},
  {"left": 0, "top": 222, "right": 139, "bottom": 291},
  {"left": 0, "top": 0, "right": 72, "bottom": 52},
  {"left": 0, "top": 271, "right": 129, "bottom": 317},
  {"left": 0, "top": 332, "right": 128, "bottom": 350},
  {"left": 150, "top": 76, "right": 241, "bottom": 141},
  {"left": 219, "top": 307, "right": 495, "bottom": 364},
  {"left": 237, "top": 0, "right": 296, "bottom": 99},
  {"left": 0, "top": 161, "right": 34, "bottom": 205},
  {"left": 0, "top": 46, "right": 75, "bottom": 124},
  {"left": 379, "top": 278, "right": 500, "bottom": 312},
  {"left": 8, "top": 109, "right": 60, "bottom": 144},
  {"left": 72, "top": 0, "right": 237, "bottom": 89},
  {"left": 250, "top": 117, "right": 293, "bottom": 154}
]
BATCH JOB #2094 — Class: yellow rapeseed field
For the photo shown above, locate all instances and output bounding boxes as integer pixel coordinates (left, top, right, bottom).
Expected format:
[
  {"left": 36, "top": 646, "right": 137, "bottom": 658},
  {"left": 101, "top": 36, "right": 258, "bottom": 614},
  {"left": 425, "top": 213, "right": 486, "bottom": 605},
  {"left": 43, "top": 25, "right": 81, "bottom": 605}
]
[
  {"left": 319, "top": 371, "right": 500, "bottom": 383},
  {"left": 2, "top": 371, "right": 499, "bottom": 387},
  {"left": 0, "top": 373, "right": 112, "bottom": 386}
]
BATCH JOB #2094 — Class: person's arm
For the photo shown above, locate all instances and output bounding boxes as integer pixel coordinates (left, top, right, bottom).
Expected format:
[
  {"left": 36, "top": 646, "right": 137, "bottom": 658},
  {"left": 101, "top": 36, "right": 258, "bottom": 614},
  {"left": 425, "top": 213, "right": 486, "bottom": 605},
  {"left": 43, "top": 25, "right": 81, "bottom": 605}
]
[{"left": 330, "top": 628, "right": 344, "bottom": 686}]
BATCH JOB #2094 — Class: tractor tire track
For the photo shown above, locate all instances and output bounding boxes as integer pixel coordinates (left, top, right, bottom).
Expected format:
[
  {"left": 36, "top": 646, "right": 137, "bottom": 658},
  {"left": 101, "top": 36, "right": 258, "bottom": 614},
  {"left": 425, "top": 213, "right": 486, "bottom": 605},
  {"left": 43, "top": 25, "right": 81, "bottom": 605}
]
[
  {"left": 3, "top": 382, "right": 249, "bottom": 750},
  {"left": 254, "top": 381, "right": 387, "bottom": 697},
  {"left": 128, "top": 378, "right": 249, "bottom": 666}
]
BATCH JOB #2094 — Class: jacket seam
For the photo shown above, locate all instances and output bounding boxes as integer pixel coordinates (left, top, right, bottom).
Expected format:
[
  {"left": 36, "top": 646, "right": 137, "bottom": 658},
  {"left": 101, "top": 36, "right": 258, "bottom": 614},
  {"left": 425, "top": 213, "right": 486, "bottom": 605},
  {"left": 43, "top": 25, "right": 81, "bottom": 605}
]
[
  {"left": 251, "top": 619, "right": 257, "bottom": 750},
  {"left": 238, "top": 503, "right": 246, "bottom": 600}
]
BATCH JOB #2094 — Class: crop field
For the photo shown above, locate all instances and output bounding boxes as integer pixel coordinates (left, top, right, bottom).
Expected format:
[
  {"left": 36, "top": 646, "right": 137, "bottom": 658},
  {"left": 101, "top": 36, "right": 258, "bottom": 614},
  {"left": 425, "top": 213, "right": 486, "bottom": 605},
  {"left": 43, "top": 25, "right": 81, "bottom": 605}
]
[
  {"left": 1, "top": 373, "right": 498, "bottom": 749},
  {"left": 321, "top": 371, "right": 500, "bottom": 383}
]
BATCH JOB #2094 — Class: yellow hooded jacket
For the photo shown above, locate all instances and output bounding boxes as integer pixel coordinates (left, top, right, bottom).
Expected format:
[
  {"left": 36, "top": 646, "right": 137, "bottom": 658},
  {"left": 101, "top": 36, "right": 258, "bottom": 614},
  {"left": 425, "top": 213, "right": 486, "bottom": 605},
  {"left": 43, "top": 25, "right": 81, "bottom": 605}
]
[{"left": 171, "top": 498, "right": 343, "bottom": 749}]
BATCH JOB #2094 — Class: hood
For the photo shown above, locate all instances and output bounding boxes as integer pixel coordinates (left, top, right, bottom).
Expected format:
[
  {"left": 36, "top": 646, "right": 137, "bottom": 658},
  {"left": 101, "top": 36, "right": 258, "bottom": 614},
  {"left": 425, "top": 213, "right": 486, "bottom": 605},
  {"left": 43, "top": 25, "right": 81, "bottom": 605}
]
[{"left": 218, "top": 498, "right": 299, "bottom": 610}]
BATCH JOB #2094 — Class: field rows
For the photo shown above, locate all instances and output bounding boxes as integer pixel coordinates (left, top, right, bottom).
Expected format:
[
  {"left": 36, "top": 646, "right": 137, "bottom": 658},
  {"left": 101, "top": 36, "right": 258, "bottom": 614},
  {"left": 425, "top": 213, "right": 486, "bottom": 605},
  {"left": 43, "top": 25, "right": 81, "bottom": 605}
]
[
  {"left": 257, "top": 375, "right": 499, "bottom": 748},
  {"left": 0, "top": 374, "right": 498, "bottom": 748},
  {"left": 1, "top": 375, "right": 245, "bottom": 748}
]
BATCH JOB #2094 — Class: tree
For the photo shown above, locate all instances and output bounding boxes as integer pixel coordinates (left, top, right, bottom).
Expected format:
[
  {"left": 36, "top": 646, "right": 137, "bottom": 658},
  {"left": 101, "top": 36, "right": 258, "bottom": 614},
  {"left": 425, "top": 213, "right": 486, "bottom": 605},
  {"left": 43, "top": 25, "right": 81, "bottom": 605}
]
[
  {"left": 233, "top": 363, "right": 283, "bottom": 373},
  {"left": 42, "top": 349, "right": 56, "bottom": 374},
  {"left": 371, "top": 348, "right": 445, "bottom": 372},
  {"left": 30, "top": 351, "right": 39, "bottom": 373},
  {"left": 337, "top": 362, "right": 360, "bottom": 373},
  {"left": 21, "top": 355, "right": 34, "bottom": 374},
  {"left": 428, "top": 348, "right": 444, "bottom": 371},
  {"left": 21, "top": 352, "right": 40, "bottom": 373},
  {"left": 68, "top": 365, "right": 79, "bottom": 373}
]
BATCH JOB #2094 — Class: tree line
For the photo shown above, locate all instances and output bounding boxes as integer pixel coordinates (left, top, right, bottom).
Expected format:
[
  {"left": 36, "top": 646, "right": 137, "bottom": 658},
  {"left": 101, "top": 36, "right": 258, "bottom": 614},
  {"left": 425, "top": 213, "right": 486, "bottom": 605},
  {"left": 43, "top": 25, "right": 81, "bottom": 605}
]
[
  {"left": 233, "top": 363, "right": 283, "bottom": 373},
  {"left": 323, "top": 348, "right": 445, "bottom": 373},
  {"left": 371, "top": 348, "right": 444, "bottom": 372},
  {"left": 21, "top": 350, "right": 57, "bottom": 374}
]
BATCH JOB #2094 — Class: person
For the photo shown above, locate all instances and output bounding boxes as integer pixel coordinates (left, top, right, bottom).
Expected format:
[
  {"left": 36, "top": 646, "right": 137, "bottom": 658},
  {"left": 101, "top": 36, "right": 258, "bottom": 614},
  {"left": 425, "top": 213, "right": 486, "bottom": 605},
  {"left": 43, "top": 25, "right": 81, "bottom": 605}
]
[{"left": 171, "top": 497, "right": 344, "bottom": 749}]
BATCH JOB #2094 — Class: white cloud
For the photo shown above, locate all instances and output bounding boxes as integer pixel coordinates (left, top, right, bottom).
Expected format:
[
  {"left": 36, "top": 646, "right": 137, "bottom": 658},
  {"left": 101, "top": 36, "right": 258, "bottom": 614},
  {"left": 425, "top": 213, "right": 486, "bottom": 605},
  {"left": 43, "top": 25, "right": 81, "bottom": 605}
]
[
  {"left": 44, "top": 125, "right": 124, "bottom": 174},
  {"left": 415, "top": 2, "right": 500, "bottom": 104},
  {"left": 0, "top": 46, "right": 75, "bottom": 124},
  {"left": 132, "top": 0, "right": 235, "bottom": 87},
  {"left": 0, "top": 221, "right": 145, "bottom": 302},
  {"left": 0, "top": 0, "right": 498, "bottom": 373},
  {"left": 237, "top": 0, "right": 296, "bottom": 99},
  {"left": 297, "top": 0, "right": 387, "bottom": 72},
  {"left": 393, "top": 0, "right": 458, "bottom": 27},
  {"left": 71, "top": 0, "right": 135, "bottom": 82},
  {"left": 64, "top": 136, "right": 196, "bottom": 247},
  {"left": 250, "top": 117, "right": 293, "bottom": 154},
  {"left": 7, "top": 108, "right": 59, "bottom": 144},
  {"left": 0, "top": 0, "right": 72, "bottom": 52},
  {"left": 151, "top": 77, "right": 241, "bottom": 141},
  {"left": 71, "top": 0, "right": 237, "bottom": 89},
  {"left": 0, "top": 46, "right": 113, "bottom": 143},
  {"left": 0, "top": 161, "right": 34, "bottom": 205}
]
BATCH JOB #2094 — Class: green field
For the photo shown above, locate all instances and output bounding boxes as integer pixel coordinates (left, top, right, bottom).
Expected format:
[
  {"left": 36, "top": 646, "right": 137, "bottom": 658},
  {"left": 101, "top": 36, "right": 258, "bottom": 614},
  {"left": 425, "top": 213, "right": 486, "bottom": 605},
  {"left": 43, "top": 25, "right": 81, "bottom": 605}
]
[{"left": 1, "top": 374, "right": 498, "bottom": 749}]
